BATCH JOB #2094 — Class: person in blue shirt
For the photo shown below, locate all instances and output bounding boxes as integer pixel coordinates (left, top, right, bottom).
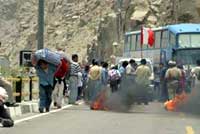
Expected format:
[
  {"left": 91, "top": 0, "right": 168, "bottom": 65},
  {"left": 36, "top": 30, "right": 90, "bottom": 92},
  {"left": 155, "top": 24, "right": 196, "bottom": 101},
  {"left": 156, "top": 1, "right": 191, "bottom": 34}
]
[
  {"left": 35, "top": 60, "right": 56, "bottom": 113},
  {"left": 119, "top": 61, "right": 129, "bottom": 75},
  {"left": 101, "top": 62, "right": 109, "bottom": 87}
]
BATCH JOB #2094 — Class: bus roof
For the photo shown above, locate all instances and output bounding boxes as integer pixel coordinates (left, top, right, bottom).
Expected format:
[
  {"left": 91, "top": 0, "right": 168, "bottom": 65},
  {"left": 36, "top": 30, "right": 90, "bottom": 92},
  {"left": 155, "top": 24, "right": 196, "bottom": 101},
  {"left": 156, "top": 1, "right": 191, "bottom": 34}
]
[
  {"left": 125, "top": 23, "right": 200, "bottom": 36},
  {"left": 125, "top": 27, "right": 165, "bottom": 36},
  {"left": 167, "top": 23, "right": 200, "bottom": 35}
]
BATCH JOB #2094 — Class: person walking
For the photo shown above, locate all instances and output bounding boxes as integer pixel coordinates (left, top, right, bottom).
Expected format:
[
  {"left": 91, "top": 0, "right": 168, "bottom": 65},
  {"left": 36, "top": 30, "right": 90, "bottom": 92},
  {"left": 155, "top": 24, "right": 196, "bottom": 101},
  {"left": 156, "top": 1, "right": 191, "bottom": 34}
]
[
  {"left": 52, "top": 77, "right": 65, "bottom": 109},
  {"left": 165, "top": 61, "right": 182, "bottom": 100},
  {"left": 177, "top": 64, "right": 186, "bottom": 94},
  {"left": 135, "top": 59, "right": 152, "bottom": 103},
  {"left": 82, "top": 65, "right": 90, "bottom": 101},
  {"left": 191, "top": 59, "right": 200, "bottom": 80},
  {"left": 101, "top": 62, "right": 109, "bottom": 89},
  {"left": 35, "top": 60, "right": 56, "bottom": 113},
  {"left": 68, "top": 54, "right": 81, "bottom": 105},
  {"left": 77, "top": 71, "right": 83, "bottom": 100},
  {"left": 108, "top": 65, "right": 121, "bottom": 93},
  {"left": 87, "top": 60, "right": 102, "bottom": 102},
  {"left": 53, "top": 57, "right": 69, "bottom": 108},
  {"left": 159, "top": 63, "right": 168, "bottom": 101},
  {"left": 125, "top": 59, "right": 137, "bottom": 86},
  {"left": 135, "top": 59, "right": 151, "bottom": 85},
  {"left": 119, "top": 61, "right": 129, "bottom": 77},
  {"left": 119, "top": 61, "right": 129, "bottom": 90},
  {"left": 126, "top": 59, "right": 136, "bottom": 75}
]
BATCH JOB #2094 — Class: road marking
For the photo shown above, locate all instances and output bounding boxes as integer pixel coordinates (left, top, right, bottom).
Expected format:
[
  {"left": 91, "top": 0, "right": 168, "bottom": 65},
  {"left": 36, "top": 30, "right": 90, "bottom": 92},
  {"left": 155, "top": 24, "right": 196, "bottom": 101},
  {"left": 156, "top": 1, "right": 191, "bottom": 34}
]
[
  {"left": 186, "top": 126, "right": 195, "bottom": 134},
  {"left": 14, "top": 101, "right": 84, "bottom": 124}
]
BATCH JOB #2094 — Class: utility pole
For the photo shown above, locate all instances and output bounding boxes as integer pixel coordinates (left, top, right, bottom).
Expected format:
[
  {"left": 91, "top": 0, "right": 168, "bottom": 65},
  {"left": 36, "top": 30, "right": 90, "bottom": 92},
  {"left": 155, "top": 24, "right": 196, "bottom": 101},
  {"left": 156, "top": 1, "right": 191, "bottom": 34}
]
[
  {"left": 37, "top": 0, "right": 45, "bottom": 50},
  {"left": 196, "top": 0, "right": 200, "bottom": 16}
]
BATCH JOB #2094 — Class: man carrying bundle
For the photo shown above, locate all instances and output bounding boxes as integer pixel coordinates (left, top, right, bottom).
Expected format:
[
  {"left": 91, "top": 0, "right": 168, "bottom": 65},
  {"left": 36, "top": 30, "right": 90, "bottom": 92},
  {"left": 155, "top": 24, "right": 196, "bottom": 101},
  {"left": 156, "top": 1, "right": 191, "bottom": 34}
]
[{"left": 31, "top": 48, "right": 70, "bottom": 113}]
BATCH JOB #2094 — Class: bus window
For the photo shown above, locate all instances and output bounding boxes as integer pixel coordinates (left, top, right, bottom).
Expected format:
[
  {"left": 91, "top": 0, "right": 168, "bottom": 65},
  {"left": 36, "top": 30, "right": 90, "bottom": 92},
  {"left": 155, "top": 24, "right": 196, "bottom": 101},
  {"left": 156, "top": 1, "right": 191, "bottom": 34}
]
[
  {"left": 143, "top": 43, "right": 148, "bottom": 50},
  {"left": 155, "top": 31, "right": 161, "bottom": 49},
  {"left": 131, "top": 35, "right": 136, "bottom": 51},
  {"left": 135, "top": 34, "right": 148, "bottom": 50},
  {"left": 179, "top": 34, "right": 200, "bottom": 48},
  {"left": 136, "top": 34, "right": 141, "bottom": 51},
  {"left": 191, "top": 34, "right": 200, "bottom": 47},
  {"left": 125, "top": 35, "right": 131, "bottom": 52},
  {"left": 178, "top": 34, "right": 190, "bottom": 48},
  {"left": 161, "top": 30, "right": 168, "bottom": 48},
  {"left": 169, "top": 32, "right": 176, "bottom": 46}
]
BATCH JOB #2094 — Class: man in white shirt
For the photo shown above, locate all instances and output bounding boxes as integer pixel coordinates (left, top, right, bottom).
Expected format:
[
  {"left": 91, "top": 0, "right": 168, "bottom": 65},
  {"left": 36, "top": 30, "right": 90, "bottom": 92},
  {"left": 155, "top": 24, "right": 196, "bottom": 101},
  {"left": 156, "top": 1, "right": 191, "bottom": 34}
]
[
  {"left": 126, "top": 59, "right": 136, "bottom": 75},
  {"left": 191, "top": 59, "right": 200, "bottom": 80}
]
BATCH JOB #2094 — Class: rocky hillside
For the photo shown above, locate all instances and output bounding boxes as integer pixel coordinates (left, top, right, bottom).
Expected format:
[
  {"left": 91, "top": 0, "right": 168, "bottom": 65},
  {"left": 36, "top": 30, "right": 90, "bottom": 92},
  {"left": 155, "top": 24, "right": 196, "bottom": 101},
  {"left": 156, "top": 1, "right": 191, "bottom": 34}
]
[{"left": 0, "top": 0, "right": 199, "bottom": 67}]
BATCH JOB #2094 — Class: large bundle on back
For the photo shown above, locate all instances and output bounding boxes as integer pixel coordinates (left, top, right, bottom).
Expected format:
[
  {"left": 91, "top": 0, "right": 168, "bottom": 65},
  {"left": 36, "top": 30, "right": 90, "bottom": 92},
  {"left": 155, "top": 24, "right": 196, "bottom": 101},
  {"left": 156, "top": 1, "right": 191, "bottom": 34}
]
[
  {"left": 33, "top": 48, "right": 70, "bottom": 78},
  {"left": 34, "top": 48, "right": 61, "bottom": 66}
]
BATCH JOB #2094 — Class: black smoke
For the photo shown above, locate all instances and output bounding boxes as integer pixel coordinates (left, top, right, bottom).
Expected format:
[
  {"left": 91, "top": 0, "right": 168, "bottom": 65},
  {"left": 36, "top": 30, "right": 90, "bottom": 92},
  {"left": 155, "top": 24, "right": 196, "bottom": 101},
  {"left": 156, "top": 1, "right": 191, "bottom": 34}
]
[
  {"left": 178, "top": 80, "right": 200, "bottom": 115},
  {"left": 104, "top": 76, "right": 153, "bottom": 112}
]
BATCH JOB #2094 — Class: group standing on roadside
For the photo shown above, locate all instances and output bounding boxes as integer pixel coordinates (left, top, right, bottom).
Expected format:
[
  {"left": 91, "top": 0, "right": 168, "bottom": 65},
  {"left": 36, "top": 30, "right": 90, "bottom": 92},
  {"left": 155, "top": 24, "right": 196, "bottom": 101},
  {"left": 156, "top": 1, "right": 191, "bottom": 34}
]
[{"left": 28, "top": 48, "right": 200, "bottom": 113}]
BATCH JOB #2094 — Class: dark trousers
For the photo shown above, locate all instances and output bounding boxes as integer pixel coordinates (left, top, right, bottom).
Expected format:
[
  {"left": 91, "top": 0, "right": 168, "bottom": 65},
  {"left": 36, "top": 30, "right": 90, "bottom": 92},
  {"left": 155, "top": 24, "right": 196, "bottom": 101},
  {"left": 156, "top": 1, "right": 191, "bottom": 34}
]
[
  {"left": 160, "top": 81, "right": 169, "bottom": 101},
  {"left": 110, "top": 80, "right": 119, "bottom": 93},
  {"left": 77, "top": 86, "right": 83, "bottom": 100},
  {"left": 154, "top": 81, "right": 161, "bottom": 100},
  {"left": 39, "top": 85, "right": 53, "bottom": 109},
  {"left": 0, "top": 104, "right": 14, "bottom": 127}
]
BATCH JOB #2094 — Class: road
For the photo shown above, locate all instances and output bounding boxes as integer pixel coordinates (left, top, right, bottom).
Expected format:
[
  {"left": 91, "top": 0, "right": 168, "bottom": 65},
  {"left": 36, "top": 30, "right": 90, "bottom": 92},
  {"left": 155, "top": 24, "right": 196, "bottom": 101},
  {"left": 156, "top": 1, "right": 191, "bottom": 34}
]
[{"left": 0, "top": 102, "right": 199, "bottom": 134}]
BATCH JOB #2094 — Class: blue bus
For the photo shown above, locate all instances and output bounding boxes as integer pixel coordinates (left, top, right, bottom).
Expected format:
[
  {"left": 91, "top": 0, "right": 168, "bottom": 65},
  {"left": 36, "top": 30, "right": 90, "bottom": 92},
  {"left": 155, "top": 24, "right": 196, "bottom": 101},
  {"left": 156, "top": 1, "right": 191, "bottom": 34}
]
[{"left": 124, "top": 23, "right": 200, "bottom": 67}]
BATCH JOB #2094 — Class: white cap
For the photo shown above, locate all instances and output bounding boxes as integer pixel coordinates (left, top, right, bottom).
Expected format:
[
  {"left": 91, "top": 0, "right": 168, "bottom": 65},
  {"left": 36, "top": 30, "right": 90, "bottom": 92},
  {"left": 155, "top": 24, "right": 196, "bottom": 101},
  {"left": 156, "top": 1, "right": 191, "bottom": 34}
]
[{"left": 168, "top": 60, "right": 176, "bottom": 65}]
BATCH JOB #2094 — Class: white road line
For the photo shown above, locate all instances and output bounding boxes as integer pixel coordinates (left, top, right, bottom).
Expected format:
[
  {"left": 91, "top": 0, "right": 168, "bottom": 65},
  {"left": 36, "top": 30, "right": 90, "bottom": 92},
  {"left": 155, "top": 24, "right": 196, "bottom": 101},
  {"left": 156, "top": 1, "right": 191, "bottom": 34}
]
[{"left": 14, "top": 101, "right": 84, "bottom": 124}]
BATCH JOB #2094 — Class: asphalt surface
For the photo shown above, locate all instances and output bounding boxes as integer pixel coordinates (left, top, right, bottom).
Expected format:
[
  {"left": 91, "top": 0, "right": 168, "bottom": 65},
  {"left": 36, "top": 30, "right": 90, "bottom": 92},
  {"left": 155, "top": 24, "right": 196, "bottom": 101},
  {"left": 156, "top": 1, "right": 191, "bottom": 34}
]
[{"left": 0, "top": 102, "right": 200, "bottom": 134}]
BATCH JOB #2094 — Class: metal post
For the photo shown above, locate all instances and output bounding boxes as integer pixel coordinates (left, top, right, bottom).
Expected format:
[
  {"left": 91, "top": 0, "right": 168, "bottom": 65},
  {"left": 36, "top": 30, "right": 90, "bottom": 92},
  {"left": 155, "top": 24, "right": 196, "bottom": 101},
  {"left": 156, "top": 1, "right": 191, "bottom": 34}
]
[
  {"left": 196, "top": 0, "right": 200, "bottom": 16},
  {"left": 29, "top": 77, "right": 32, "bottom": 101},
  {"left": 37, "top": 0, "right": 45, "bottom": 50}
]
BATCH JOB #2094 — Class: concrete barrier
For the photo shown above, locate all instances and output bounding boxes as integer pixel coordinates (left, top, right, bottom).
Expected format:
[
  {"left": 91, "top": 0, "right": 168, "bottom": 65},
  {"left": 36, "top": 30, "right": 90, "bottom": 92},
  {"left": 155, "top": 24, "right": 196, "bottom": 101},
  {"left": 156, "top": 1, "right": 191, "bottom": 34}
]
[{"left": 7, "top": 101, "right": 39, "bottom": 117}]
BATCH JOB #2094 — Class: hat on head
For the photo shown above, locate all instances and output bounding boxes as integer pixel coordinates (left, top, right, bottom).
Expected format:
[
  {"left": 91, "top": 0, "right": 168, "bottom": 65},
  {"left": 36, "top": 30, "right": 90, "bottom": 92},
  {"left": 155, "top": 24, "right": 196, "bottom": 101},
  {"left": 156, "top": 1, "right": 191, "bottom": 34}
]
[{"left": 168, "top": 60, "right": 176, "bottom": 65}]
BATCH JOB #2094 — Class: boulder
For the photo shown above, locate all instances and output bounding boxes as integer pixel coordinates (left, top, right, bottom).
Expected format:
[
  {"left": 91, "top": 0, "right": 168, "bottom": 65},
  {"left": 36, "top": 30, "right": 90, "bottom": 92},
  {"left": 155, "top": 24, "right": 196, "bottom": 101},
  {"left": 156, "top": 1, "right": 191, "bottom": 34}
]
[
  {"left": 130, "top": 0, "right": 150, "bottom": 22},
  {"left": 147, "top": 15, "right": 157, "bottom": 24},
  {"left": 131, "top": 10, "right": 149, "bottom": 22},
  {"left": 151, "top": 0, "right": 162, "bottom": 6}
]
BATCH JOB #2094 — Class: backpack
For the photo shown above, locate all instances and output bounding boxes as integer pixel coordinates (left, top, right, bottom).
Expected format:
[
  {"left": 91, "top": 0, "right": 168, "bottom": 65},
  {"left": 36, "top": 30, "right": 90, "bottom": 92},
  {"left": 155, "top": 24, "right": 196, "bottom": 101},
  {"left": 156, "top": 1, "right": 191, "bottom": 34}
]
[
  {"left": 54, "top": 58, "right": 70, "bottom": 79},
  {"left": 109, "top": 69, "right": 120, "bottom": 81}
]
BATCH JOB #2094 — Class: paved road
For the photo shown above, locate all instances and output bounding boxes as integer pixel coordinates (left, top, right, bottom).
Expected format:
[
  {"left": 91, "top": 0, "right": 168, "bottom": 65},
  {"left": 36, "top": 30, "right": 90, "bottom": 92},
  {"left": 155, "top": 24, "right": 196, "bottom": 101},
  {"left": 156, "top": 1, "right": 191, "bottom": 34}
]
[{"left": 0, "top": 102, "right": 199, "bottom": 134}]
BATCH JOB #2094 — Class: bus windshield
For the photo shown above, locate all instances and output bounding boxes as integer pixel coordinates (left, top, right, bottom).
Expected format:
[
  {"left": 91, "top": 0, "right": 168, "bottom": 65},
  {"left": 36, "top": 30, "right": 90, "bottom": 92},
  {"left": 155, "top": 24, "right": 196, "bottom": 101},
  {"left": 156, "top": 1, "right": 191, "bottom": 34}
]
[
  {"left": 178, "top": 34, "right": 200, "bottom": 48},
  {"left": 176, "top": 49, "right": 200, "bottom": 65}
]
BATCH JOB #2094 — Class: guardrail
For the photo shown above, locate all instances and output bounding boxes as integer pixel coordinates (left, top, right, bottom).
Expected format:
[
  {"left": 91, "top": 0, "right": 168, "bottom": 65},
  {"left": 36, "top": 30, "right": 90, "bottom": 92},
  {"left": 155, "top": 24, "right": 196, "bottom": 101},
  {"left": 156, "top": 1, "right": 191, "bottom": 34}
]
[{"left": 5, "top": 77, "right": 39, "bottom": 102}]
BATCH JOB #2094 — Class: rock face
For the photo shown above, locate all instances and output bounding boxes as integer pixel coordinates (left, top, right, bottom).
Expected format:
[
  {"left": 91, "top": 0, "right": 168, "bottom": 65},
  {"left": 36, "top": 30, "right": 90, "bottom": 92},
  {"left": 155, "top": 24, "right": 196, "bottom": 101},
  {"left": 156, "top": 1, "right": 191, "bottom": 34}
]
[{"left": 0, "top": 0, "right": 199, "bottom": 68}]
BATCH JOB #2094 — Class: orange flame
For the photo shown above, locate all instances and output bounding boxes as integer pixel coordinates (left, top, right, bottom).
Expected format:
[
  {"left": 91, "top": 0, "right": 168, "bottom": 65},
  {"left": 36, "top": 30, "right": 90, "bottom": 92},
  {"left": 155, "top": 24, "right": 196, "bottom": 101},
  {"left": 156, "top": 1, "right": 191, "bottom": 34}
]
[
  {"left": 91, "top": 90, "right": 108, "bottom": 110},
  {"left": 164, "top": 91, "right": 188, "bottom": 111}
]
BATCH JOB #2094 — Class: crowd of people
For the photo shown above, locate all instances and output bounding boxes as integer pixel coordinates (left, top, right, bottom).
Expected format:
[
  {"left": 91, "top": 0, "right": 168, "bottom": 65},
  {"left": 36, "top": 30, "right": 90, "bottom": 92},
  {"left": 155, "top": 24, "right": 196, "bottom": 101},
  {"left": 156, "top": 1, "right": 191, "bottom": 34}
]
[
  {"left": 1, "top": 46, "right": 200, "bottom": 127},
  {"left": 154, "top": 59, "right": 200, "bottom": 103},
  {"left": 33, "top": 49, "right": 200, "bottom": 112},
  {"left": 31, "top": 48, "right": 153, "bottom": 112}
]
